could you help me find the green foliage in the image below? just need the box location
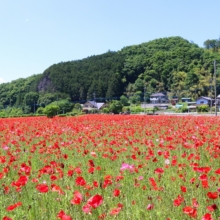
[109,100,123,114]
[101,108,110,114]
[197,104,209,112]
[88,109,99,114]
[58,114,67,117]
[38,93,56,106]
[120,95,129,106]
[24,92,39,113]
[22,106,32,114]
[122,106,130,112]
[43,105,60,118]
[74,103,82,110]
[49,99,73,114]
[130,105,144,113]
[179,106,188,113]
[204,39,220,52]
[130,93,141,104]
[210,106,218,112]
[36,107,45,114]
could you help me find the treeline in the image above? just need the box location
[1,36,220,114]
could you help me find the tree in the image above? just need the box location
[204,39,220,52]
[130,92,141,104]
[24,92,39,113]
[44,105,60,118]
[74,103,82,110]
[109,100,123,114]
[120,95,129,106]
[38,93,56,106]
[134,78,144,92]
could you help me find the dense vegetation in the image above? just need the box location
[1,36,220,114]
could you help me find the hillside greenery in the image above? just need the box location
[1,36,220,114]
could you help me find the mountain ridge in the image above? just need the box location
[1,36,220,112]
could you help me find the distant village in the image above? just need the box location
[82,92,220,113]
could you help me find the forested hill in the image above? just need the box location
[1,36,220,109]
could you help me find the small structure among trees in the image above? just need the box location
[150,93,169,104]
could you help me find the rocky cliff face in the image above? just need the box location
[37,76,53,92]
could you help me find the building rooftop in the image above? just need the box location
[150,93,166,97]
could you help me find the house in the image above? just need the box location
[150,93,169,104]
[181,98,192,103]
[83,101,105,112]
[170,97,179,105]
[196,97,214,107]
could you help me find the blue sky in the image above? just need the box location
[0,0,219,83]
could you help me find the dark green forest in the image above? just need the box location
[1,36,220,114]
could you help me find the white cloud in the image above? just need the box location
[0,78,6,84]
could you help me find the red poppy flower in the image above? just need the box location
[36,184,49,193]
[57,210,72,220]
[51,184,64,195]
[180,185,187,193]
[146,204,154,210]
[202,213,213,220]
[75,176,86,186]
[87,194,103,209]
[113,189,120,197]
[103,179,112,188]
[201,180,209,188]
[110,207,122,215]
[6,202,22,211]
[3,216,12,220]
[50,175,58,181]
[207,192,218,199]
[71,191,83,205]
[207,204,217,211]
[12,175,28,188]
[154,168,164,174]
[173,194,184,206]
[192,198,198,208]
[82,204,92,214]
[215,168,220,174]
[183,206,197,218]
[93,181,99,188]
[67,170,74,177]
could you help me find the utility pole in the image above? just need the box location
[144,85,146,115]
[214,60,217,116]
[34,101,35,115]
[210,78,213,115]
[93,92,96,102]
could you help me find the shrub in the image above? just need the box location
[101,108,110,114]
[131,106,144,113]
[58,114,67,117]
[197,104,209,112]
[36,107,45,114]
[180,106,188,113]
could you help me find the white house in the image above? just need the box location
[150,93,169,104]
[83,101,105,111]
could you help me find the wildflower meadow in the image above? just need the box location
[0,115,219,220]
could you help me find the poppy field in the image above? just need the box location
[0,115,220,220]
